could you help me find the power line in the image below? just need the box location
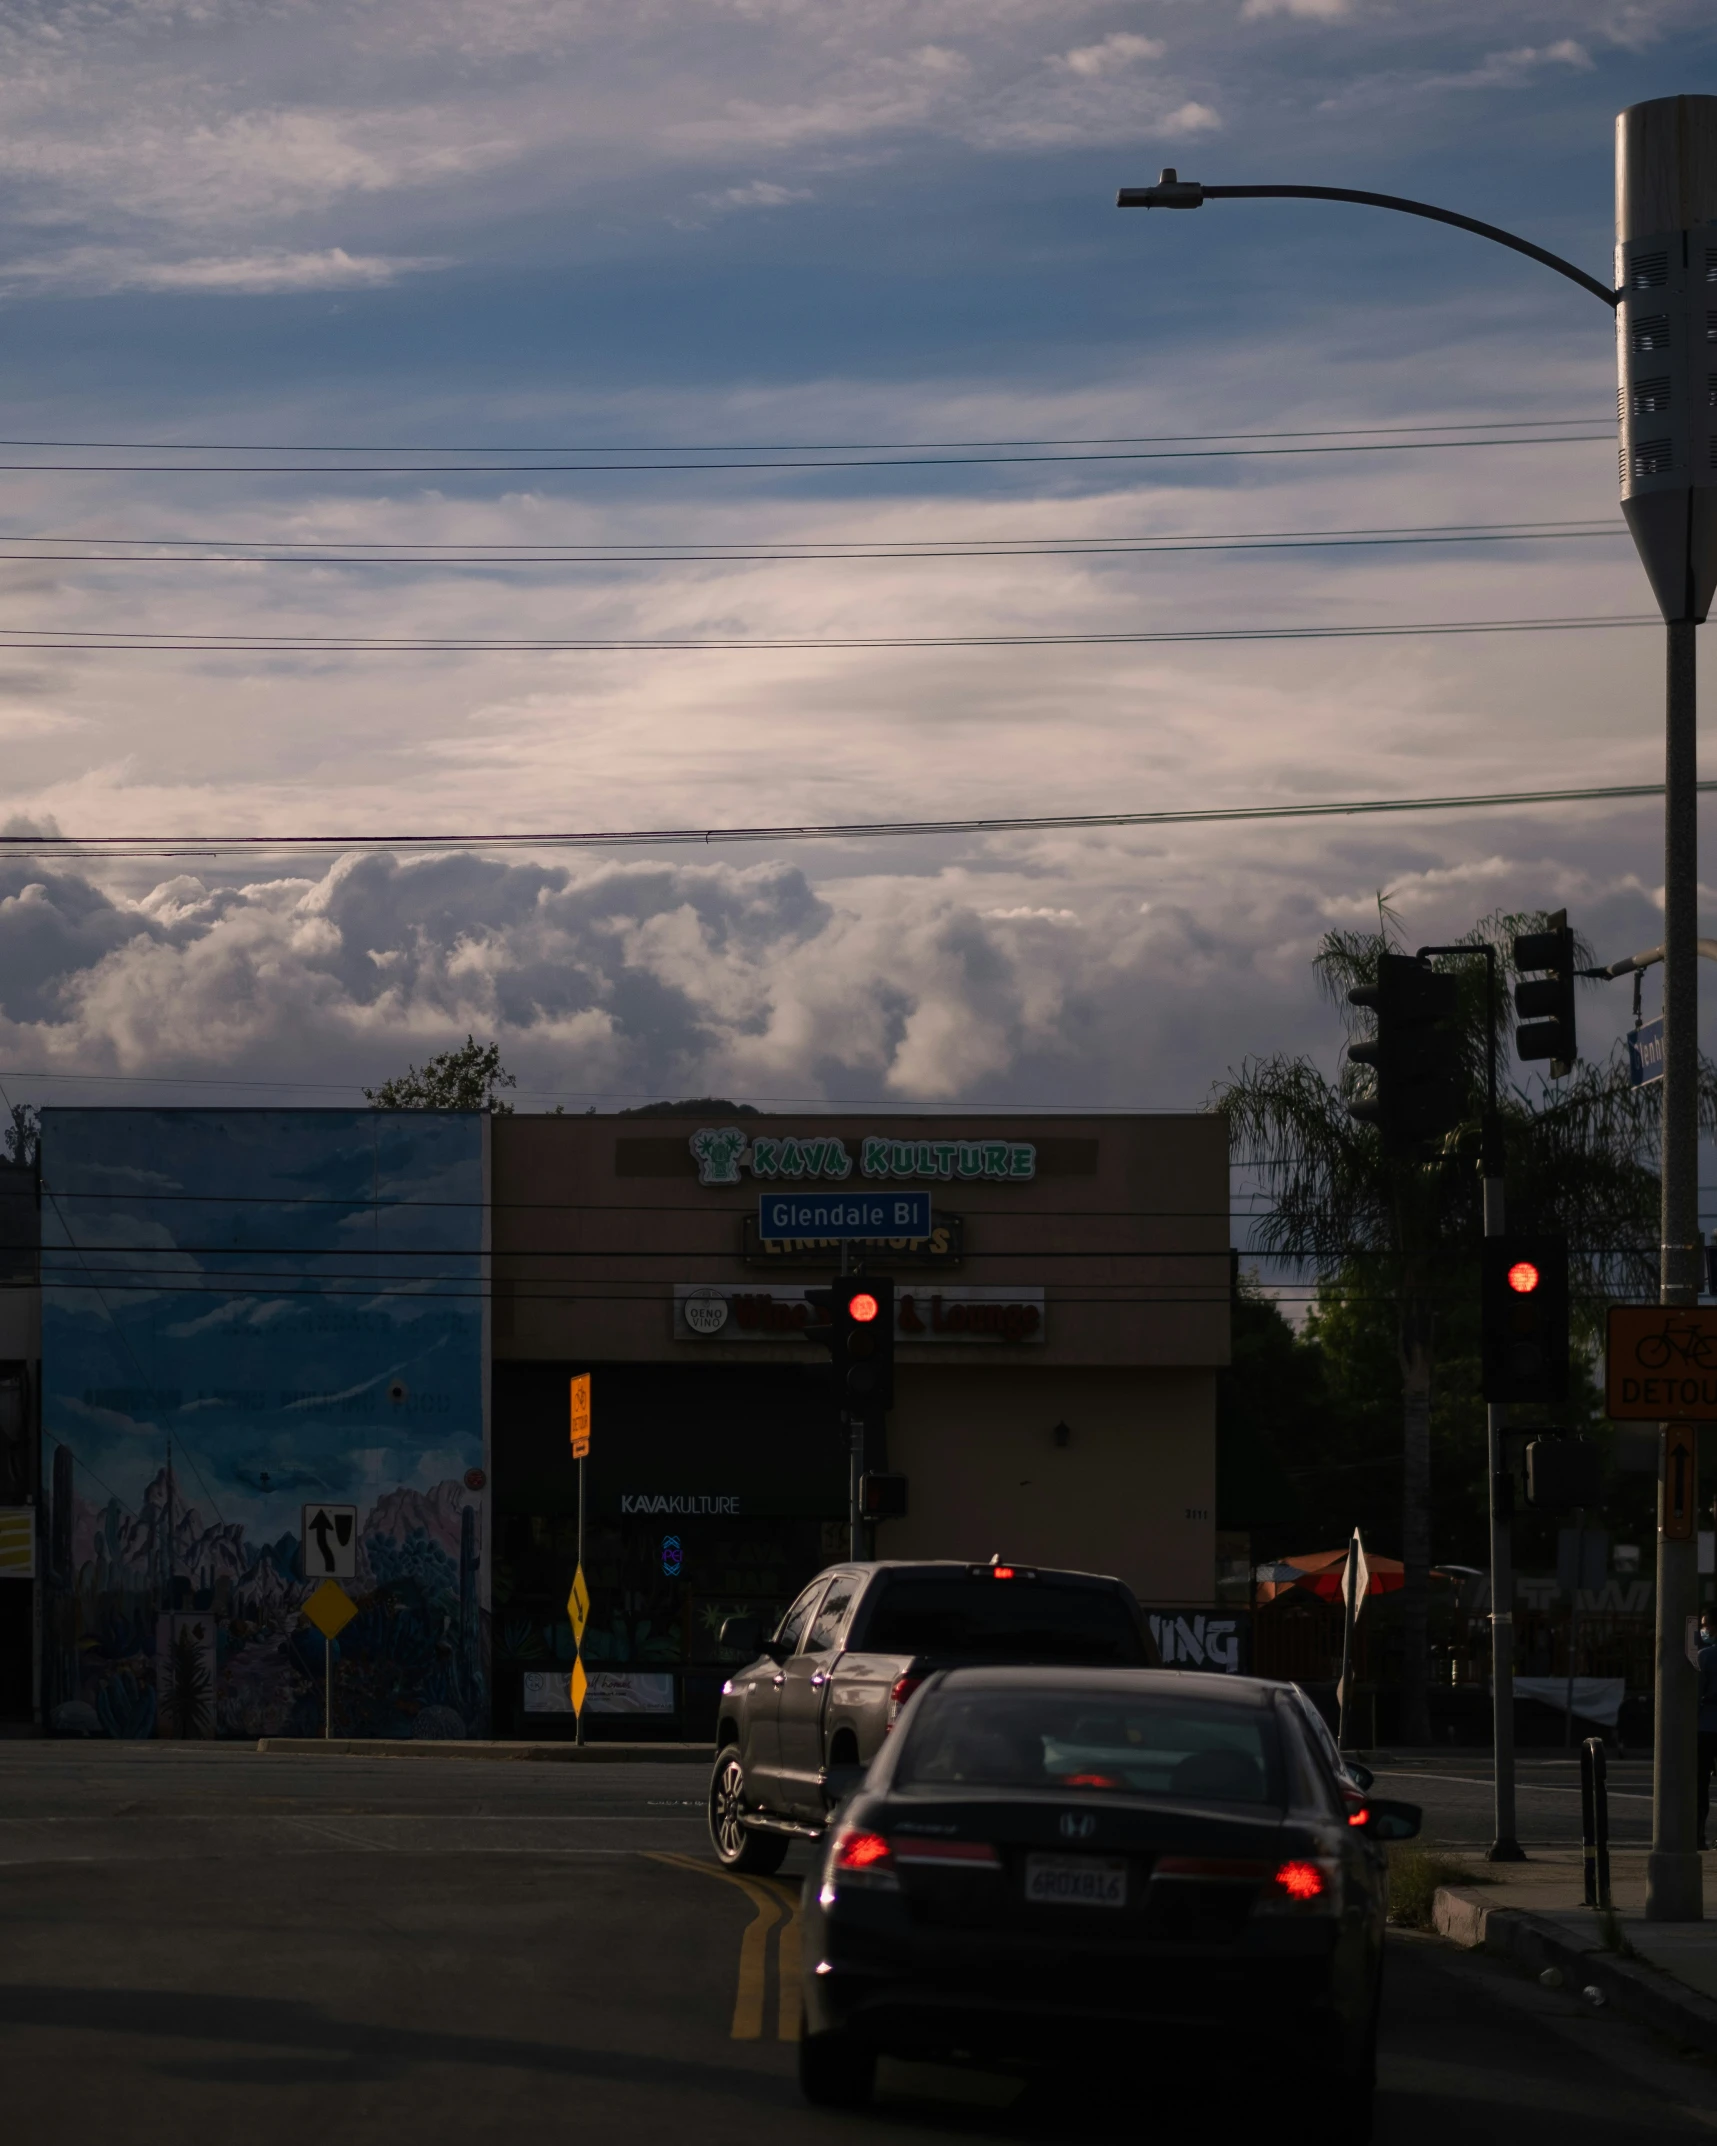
[5,515,1618,556]
[0,524,1629,568]
[0,768,1693,862]
[0,417,1608,453]
[0,612,1659,656]
[0,436,1611,476]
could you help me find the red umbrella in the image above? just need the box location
[1255,1551,1406,1605]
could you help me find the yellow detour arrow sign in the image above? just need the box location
[567,1565,590,1647]
[570,1655,588,1719]
[303,1578,358,1641]
[570,1372,591,1458]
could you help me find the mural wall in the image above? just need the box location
[40,1109,488,1740]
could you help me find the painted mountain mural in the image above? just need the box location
[40,1110,488,1740]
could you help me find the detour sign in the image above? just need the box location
[1606,1306,1717,1420]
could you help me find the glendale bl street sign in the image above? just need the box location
[758,1191,932,1241]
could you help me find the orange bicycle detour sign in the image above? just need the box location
[1606,1307,1717,1420]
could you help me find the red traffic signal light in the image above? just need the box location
[1507,1261,1541,1295]
[848,1292,880,1324]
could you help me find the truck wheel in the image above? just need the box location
[799,2028,875,2108]
[708,1745,789,1873]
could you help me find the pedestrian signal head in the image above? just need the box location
[1507,1261,1541,1295]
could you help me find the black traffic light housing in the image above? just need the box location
[1347,953,1466,1158]
[1481,1236,1569,1404]
[805,1277,895,1415]
[1513,910,1577,1077]
[860,1472,908,1520]
[1523,1436,1602,1511]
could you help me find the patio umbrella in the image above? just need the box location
[1254,1551,1407,1605]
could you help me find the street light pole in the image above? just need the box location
[1614,94,1717,1926]
[1121,103,1714,1906]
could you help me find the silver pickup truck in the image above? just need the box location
[707,1557,1157,1871]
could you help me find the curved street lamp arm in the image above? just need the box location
[1117,178,1619,310]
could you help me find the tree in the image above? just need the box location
[2,1103,38,1168]
[1216,904,1691,1743]
[364,1037,517,1113]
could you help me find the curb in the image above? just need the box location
[1432,1885,1717,2054]
[255,1738,714,1762]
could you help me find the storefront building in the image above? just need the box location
[490,1111,1229,1740]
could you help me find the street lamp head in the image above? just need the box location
[1117,168,1205,210]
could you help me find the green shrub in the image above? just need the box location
[1388,1847,1493,1928]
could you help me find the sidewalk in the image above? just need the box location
[1432,1848,1717,2047]
[254,1737,713,1762]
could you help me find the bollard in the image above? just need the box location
[1581,1736,1612,1910]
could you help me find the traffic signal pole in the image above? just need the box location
[1121,86,1714,1920]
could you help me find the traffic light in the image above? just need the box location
[860,1472,908,1521]
[1481,1237,1569,1404]
[1347,954,1466,1158]
[1513,911,1577,1077]
[805,1278,895,1416]
[1524,1437,1602,1511]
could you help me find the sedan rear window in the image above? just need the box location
[858,1578,1143,1664]
[900,1690,1280,1806]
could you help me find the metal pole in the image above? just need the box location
[1485,1167,1522,1858]
[1648,616,1702,1920]
[575,1452,585,1748]
[1565,1512,1583,1752]
[1581,1737,1599,1907]
[324,1631,331,1742]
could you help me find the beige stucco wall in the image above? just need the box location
[877,1365,1215,1607]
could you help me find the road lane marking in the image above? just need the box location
[650,1852,808,2042]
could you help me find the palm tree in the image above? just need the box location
[1217,904,1691,1744]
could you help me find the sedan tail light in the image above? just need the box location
[885,1674,923,1732]
[1252,1856,1340,1917]
[821,1825,900,1902]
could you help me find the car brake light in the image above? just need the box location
[1347,1806,1370,1829]
[1274,1860,1325,1901]
[822,1825,901,1902]
[885,1673,923,1733]
[1059,1772,1120,1789]
[992,1565,1016,1579]
[836,1831,892,1871]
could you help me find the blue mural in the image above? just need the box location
[40,1109,488,1740]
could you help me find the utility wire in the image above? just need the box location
[0,436,1611,475]
[0,612,1659,655]
[0,769,1692,862]
[0,417,1607,453]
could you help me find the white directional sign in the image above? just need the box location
[301,1503,358,1580]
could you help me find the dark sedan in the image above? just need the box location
[797,1666,1419,2140]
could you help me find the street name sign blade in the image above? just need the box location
[300,1503,357,1580]
[758,1191,932,1242]
[570,1372,591,1460]
[1605,1306,1717,1420]
[1664,1423,1698,1540]
[570,1655,588,1719]
[303,1578,358,1640]
[1628,1017,1665,1088]
[567,1564,590,1646]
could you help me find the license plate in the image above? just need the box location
[1024,1854,1128,1908]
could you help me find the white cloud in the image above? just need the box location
[699,180,812,211]
[1160,101,1222,137]
[1241,0,1356,18]
[1054,32,1166,77]
[0,246,445,295]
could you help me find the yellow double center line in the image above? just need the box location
[649,1852,803,2041]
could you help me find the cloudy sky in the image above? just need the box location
[0,1,1711,1158]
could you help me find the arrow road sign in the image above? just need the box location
[567,1565,590,1647]
[301,1503,357,1579]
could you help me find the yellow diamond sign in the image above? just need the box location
[567,1564,590,1646]
[302,1579,358,1641]
[570,1655,588,1718]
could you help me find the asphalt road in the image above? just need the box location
[0,1744,1709,2145]
[1367,1753,1655,1846]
